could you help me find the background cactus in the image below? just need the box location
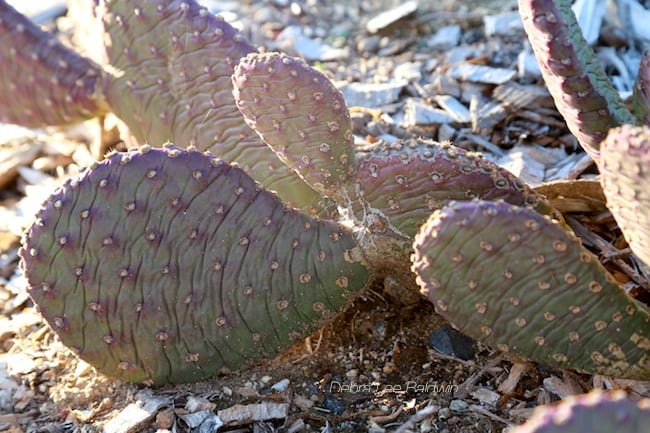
[510,390,650,433]
[20,145,369,385]
[412,200,650,380]
[0,0,108,126]
[0,0,325,215]
[517,0,637,159]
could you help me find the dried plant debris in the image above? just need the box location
[1,0,649,432]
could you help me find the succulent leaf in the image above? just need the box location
[355,139,554,238]
[600,125,650,267]
[68,0,325,214]
[412,200,650,380]
[0,0,107,126]
[20,146,369,385]
[510,390,650,433]
[518,0,636,158]
[233,52,356,203]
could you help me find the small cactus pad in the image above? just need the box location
[600,125,650,267]
[20,146,369,385]
[633,51,650,125]
[73,0,324,214]
[510,391,650,433]
[518,0,635,157]
[233,52,356,202]
[412,200,650,379]
[0,0,107,126]
[355,139,553,238]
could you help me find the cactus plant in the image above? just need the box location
[510,390,650,433]
[8,0,650,385]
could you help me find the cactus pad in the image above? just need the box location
[510,391,650,433]
[20,146,369,385]
[355,139,553,238]
[518,0,635,157]
[412,200,650,379]
[71,0,324,214]
[0,0,107,126]
[633,51,650,125]
[233,52,356,202]
[600,125,650,267]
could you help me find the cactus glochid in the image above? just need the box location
[7,0,650,385]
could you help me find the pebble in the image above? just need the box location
[449,64,516,85]
[428,324,475,361]
[366,0,418,34]
[427,25,461,50]
[449,399,469,412]
[403,98,455,126]
[393,61,423,82]
[323,395,347,415]
[271,378,290,392]
[438,407,451,420]
[340,81,407,108]
[483,11,523,37]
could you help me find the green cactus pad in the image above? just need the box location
[72,0,324,214]
[20,145,369,385]
[233,52,356,202]
[0,0,107,126]
[600,125,650,267]
[518,0,635,157]
[412,200,650,380]
[510,391,650,433]
[633,51,650,125]
[355,139,553,238]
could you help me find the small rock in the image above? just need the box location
[449,399,469,412]
[323,395,347,415]
[449,64,516,85]
[154,407,175,430]
[366,1,418,34]
[403,98,455,126]
[434,95,471,123]
[427,25,461,50]
[340,81,407,108]
[275,26,348,61]
[429,324,475,361]
[483,11,523,36]
[438,407,451,420]
[271,378,290,392]
[185,396,216,413]
[357,35,381,53]
[393,61,423,82]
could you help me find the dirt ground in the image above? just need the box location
[1,0,649,432]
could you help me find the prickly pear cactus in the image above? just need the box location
[518,0,636,157]
[600,125,650,267]
[354,139,554,237]
[510,391,650,433]
[0,0,107,126]
[20,145,369,385]
[412,200,650,380]
[233,52,356,203]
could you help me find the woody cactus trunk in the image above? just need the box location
[2,0,649,384]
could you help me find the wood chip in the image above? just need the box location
[366,1,418,34]
[542,375,584,398]
[218,402,289,427]
[102,390,169,433]
[449,64,516,85]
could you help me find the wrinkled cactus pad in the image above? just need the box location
[510,390,650,433]
[20,145,369,385]
[355,139,553,238]
[70,0,324,214]
[412,200,650,379]
[600,125,650,267]
[0,0,107,126]
[233,52,356,202]
[518,0,635,157]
